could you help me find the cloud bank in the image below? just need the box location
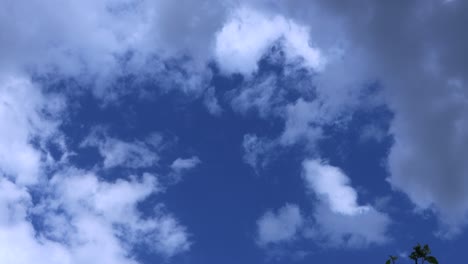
[3,0,468,262]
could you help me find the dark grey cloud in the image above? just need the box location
[235,0,468,237]
[286,0,468,236]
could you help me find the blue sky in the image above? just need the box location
[1,1,468,263]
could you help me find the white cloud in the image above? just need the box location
[0,0,135,80]
[306,204,391,248]
[170,156,201,173]
[256,204,303,246]
[0,168,191,264]
[215,6,325,76]
[151,213,191,257]
[248,0,468,237]
[254,150,391,252]
[0,0,224,98]
[82,131,160,169]
[302,160,370,215]
[169,156,201,182]
[41,169,190,258]
[6,0,468,258]
[0,173,177,264]
[302,159,391,247]
[0,75,64,185]
[0,75,191,263]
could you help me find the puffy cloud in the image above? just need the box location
[150,213,191,257]
[0,178,31,225]
[0,75,191,263]
[215,6,325,75]
[4,0,468,258]
[256,204,304,246]
[302,160,370,215]
[0,0,224,98]
[302,159,391,247]
[254,156,391,251]
[306,204,391,248]
[42,169,190,258]
[0,0,136,79]
[0,169,190,264]
[170,156,201,182]
[0,75,64,185]
[170,156,201,172]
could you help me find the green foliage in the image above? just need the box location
[386,255,398,264]
[386,244,439,264]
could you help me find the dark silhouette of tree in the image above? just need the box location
[386,244,439,264]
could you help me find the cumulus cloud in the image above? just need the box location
[255,162,391,251]
[0,0,222,99]
[215,6,325,75]
[0,75,191,263]
[302,159,391,248]
[256,204,304,246]
[44,169,190,258]
[0,169,190,264]
[306,203,391,248]
[302,160,371,215]
[0,0,136,80]
[0,75,64,185]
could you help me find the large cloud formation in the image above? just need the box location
[305,0,468,237]
[239,0,468,237]
[0,75,191,263]
[2,1,468,262]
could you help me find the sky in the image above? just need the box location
[1,0,468,263]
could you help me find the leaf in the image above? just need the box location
[385,259,391,264]
[414,244,424,257]
[426,256,439,264]
[423,244,431,255]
